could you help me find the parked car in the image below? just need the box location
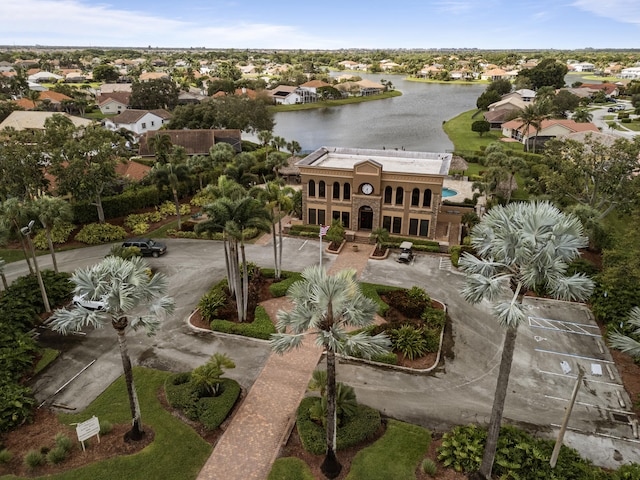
[397,241,414,264]
[122,238,167,257]
[73,294,106,311]
[608,105,625,112]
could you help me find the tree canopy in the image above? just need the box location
[516,58,568,90]
[130,78,180,110]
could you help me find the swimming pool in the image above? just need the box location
[442,187,458,198]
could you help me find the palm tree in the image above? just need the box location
[186,154,212,191]
[572,107,593,123]
[286,140,301,157]
[191,353,235,396]
[148,133,173,164]
[610,307,640,356]
[33,195,73,273]
[485,145,526,203]
[196,196,271,322]
[270,136,286,152]
[519,104,547,153]
[148,146,191,229]
[371,227,389,254]
[27,90,41,109]
[254,181,294,280]
[458,201,594,480]
[270,266,390,479]
[49,256,175,441]
[0,198,34,274]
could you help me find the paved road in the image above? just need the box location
[11,238,640,469]
[587,101,639,140]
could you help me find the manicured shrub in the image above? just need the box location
[99,420,113,435]
[46,445,68,465]
[210,306,276,340]
[421,307,446,330]
[33,222,76,250]
[0,382,35,432]
[0,449,13,464]
[196,379,241,430]
[23,449,45,470]
[369,352,398,365]
[296,397,381,455]
[385,288,430,318]
[198,288,227,321]
[75,223,127,245]
[268,272,303,297]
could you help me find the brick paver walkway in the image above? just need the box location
[196,241,374,480]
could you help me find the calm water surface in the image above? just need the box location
[266,73,486,153]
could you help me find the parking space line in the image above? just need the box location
[298,240,308,250]
[534,348,613,364]
[539,370,623,387]
[528,316,601,337]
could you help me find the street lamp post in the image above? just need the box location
[21,220,51,313]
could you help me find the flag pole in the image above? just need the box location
[319,228,323,269]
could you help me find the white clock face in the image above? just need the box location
[361,183,373,195]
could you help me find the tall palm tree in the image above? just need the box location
[458,201,594,480]
[0,198,34,274]
[196,196,271,322]
[286,140,301,157]
[270,136,286,152]
[572,107,593,123]
[254,181,294,280]
[149,146,191,229]
[148,133,174,164]
[27,90,41,109]
[49,256,175,441]
[271,266,390,479]
[519,104,543,153]
[485,145,526,203]
[33,195,73,273]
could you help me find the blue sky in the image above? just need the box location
[2,0,639,50]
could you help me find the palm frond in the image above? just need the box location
[270,332,306,354]
[609,332,640,357]
[492,300,527,328]
[461,273,509,304]
[49,307,109,334]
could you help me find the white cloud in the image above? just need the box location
[434,1,474,15]
[571,0,640,25]
[0,0,331,48]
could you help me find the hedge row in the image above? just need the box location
[0,271,73,432]
[289,224,321,234]
[210,305,276,340]
[165,374,240,430]
[267,272,304,298]
[71,186,165,224]
[296,396,381,455]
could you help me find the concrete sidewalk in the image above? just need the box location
[197,243,374,480]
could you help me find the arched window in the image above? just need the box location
[384,186,392,204]
[343,183,351,200]
[411,188,420,206]
[423,189,432,207]
[319,181,326,198]
[395,187,404,205]
[308,180,315,197]
[333,182,340,199]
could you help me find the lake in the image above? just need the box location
[263,73,486,153]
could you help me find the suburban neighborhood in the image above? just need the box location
[1,45,640,480]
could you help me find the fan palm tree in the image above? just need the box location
[49,256,175,441]
[196,196,271,322]
[609,307,640,356]
[458,201,594,480]
[254,181,294,280]
[270,266,390,479]
[33,195,73,273]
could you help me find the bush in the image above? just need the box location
[198,288,227,320]
[0,449,13,464]
[54,432,73,453]
[24,449,45,470]
[210,306,276,340]
[268,272,303,297]
[107,244,142,260]
[196,379,241,430]
[75,223,127,245]
[369,352,398,365]
[72,186,162,223]
[296,396,381,455]
[421,307,446,330]
[0,382,35,433]
[422,458,437,475]
[99,420,113,435]
[391,325,428,360]
[46,445,68,465]
[32,222,76,250]
[359,283,400,317]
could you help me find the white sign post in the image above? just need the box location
[76,416,100,451]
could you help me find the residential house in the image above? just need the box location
[97,92,131,115]
[569,62,596,72]
[480,68,510,81]
[619,67,640,80]
[483,96,527,129]
[503,89,536,102]
[0,111,93,131]
[177,90,207,105]
[114,159,152,181]
[338,60,368,70]
[335,79,384,97]
[380,60,401,71]
[268,85,303,105]
[139,72,170,82]
[297,80,331,103]
[137,129,242,157]
[65,71,89,83]
[28,71,63,83]
[579,83,620,97]
[296,146,472,245]
[99,83,133,94]
[103,109,172,135]
[502,118,599,151]
[13,91,73,111]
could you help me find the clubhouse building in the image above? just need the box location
[296,147,472,245]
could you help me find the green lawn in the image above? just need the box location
[271,91,401,112]
[268,458,314,480]
[405,77,489,86]
[345,420,431,479]
[443,110,523,154]
[4,368,212,480]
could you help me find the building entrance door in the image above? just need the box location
[358,206,373,230]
